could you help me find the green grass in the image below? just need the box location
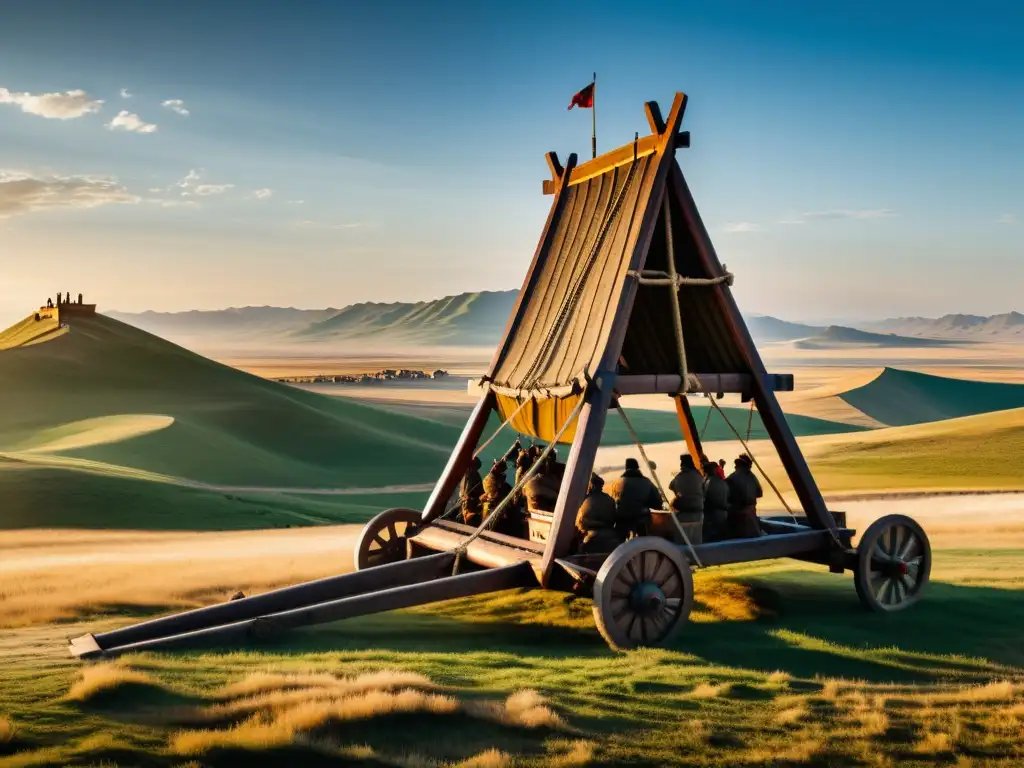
[840,367,1024,426]
[1,552,1021,767]
[0,467,428,530]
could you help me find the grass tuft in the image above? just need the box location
[65,662,157,703]
[0,715,16,745]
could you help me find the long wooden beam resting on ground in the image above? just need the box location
[69,552,457,658]
[613,373,793,396]
[81,563,537,659]
[542,132,690,195]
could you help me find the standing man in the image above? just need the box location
[574,473,621,553]
[459,456,484,526]
[726,454,763,538]
[701,457,730,541]
[606,458,663,540]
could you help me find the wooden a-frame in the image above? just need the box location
[421,93,836,588]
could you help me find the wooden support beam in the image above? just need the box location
[674,395,704,473]
[545,151,563,181]
[670,164,837,534]
[539,374,616,586]
[421,394,494,523]
[684,529,851,567]
[645,101,666,134]
[539,121,693,196]
[432,519,546,554]
[613,373,793,396]
[409,525,543,571]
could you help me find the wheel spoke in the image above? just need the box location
[897,532,917,561]
[624,560,641,587]
[873,575,888,602]
[651,557,673,588]
[387,522,398,541]
[371,534,387,549]
[872,541,889,567]
[893,579,906,604]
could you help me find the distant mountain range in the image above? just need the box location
[864,312,1024,339]
[107,294,1023,350]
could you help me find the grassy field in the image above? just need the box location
[0,527,1021,767]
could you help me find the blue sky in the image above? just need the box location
[1,0,1021,326]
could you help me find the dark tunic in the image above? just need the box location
[459,468,483,526]
[726,466,763,538]
[669,467,705,516]
[575,489,621,553]
[701,463,730,541]
[606,469,663,538]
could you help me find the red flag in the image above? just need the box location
[568,82,594,110]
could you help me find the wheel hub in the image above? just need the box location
[630,582,666,614]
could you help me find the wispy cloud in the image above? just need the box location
[120,87,133,99]
[107,110,158,133]
[0,169,138,218]
[194,184,234,196]
[779,209,897,224]
[0,86,103,119]
[722,221,759,233]
[251,188,273,200]
[295,219,362,230]
[286,199,305,205]
[162,99,189,116]
[996,213,1017,225]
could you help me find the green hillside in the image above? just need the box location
[839,367,1024,426]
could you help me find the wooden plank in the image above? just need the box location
[76,552,456,654]
[645,101,666,134]
[492,153,579,373]
[541,133,691,194]
[539,376,616,586]
[545,151,563,181]
[669,163,836,534]
[410,525,543,570]
[674,395,704,472]
[686,530,839,567]
[613,373,793,396]
[421,394,494,523]
[432,519,546,554]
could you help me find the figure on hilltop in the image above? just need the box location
[78,293,83,304]
[46,298,53,308]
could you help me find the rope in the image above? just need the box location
[705,396,803,527]
[698,399,715,440]
[520,158,641,390]
[745,400,755,442]
[614,403,703,568]
[450,394,586,574]
[661,194,690,395]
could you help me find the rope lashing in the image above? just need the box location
[614,402,703,568]
[627,272,734,287]
[450,394,586,574]
[745,400,755,442]
[698,399,715,440]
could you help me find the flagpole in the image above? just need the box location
[591,72,597,159]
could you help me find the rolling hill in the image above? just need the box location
[0,310,866,529]
[866,311,1024,339]
[792,325,960,350]
[837,367,1024,426]
[294,290,516,345]
[109,297,861,351]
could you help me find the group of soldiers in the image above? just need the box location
[574,452,764,553]
[457,439,765,554]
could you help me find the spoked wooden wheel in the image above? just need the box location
[592,536,693,651]
[354,508,422,570]
[855,514,931,612]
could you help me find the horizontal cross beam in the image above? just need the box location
[542,132,690,195]
[613,373,794,397]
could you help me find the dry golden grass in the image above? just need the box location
[65,662,156,702]
[927,680,1019,703]
[168,667,564,759]
[0,526,360,628]
[688,682,728,699]
[450,749,514,768]
[545,739,595,767]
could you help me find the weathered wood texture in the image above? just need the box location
[613,373,793,395]
[421,393,495,523]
